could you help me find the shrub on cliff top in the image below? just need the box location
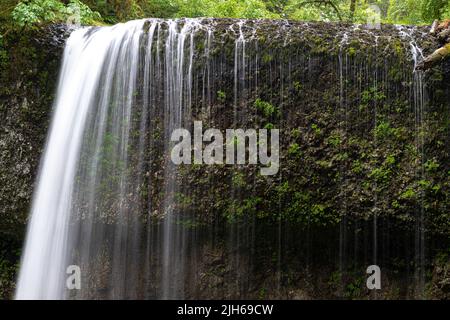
[11,0,101,28]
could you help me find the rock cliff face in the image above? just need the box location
[0,20,448,299]
[0,25,68,297]
[0,26,68,233]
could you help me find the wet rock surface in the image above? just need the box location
[0,25,68,235]
[0,20,449,299]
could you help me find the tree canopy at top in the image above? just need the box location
[0,0,449,30]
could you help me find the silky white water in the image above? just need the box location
[15,20,147,300]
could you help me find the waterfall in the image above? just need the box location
[395,25,428,298]
[15,18,441,299]
[160,19,199,299]
[15,19,147,299]
[15,18,206,300]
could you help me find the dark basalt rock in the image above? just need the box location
[0,19,448,299]
[0,25,68,236]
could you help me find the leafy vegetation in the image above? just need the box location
[254,98,277,118]
[4,0,101,28]
[217,90,226,103]
[1,0,450,32]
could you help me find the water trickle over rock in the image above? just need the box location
[8,19,449,299]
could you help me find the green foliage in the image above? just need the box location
[368,153,397,186]
[82,0,145,23]
[288,142,301,156]
[272,180,340,226]
[400,187,416,199]
[387,0,425,24]
[374,120,400,140]
[0,1,20,24]
[422,0,450,21]
[144,0,180,18]
[175,0,277,19]
[291,128,301,139]
[347,46,356,57]
[217,90,226,103]
[12,0,65,27]
[293,81,302,92]
[369,166,390,184]
[387,0,450,24]
[424,159,440,172]
[344,276,364,299]
[67,0,102,24]
[328,270,342,288]
[225,196,262,221]
[360,87,386,112]
[175,192,193,208]
[231,171,246,188]
[3,0,449,28]
[254,98,277,118]
[262,53,273,63]
[327,131,342,147]
[311,123,321,135]
[11,0,101,27]
[351,159,363,174]
[284,0,343,22]
[176,217,202,229]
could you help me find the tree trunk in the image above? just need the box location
[350,0,357,21]
[416,44,450,70]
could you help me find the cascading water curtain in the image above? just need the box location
[16,18,441,300]
[16,19,205,300]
